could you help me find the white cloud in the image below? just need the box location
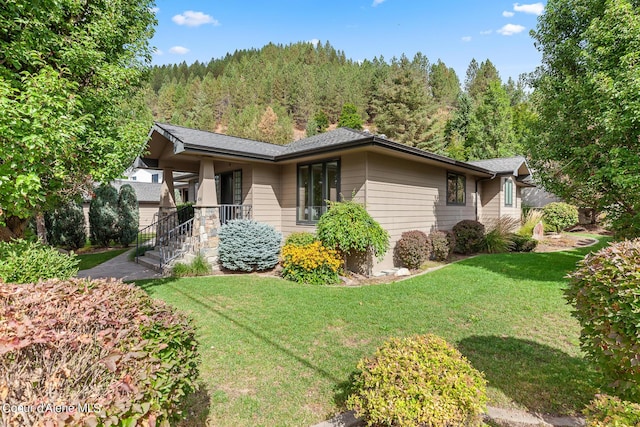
[154,48,163,56]
[502,11,515,17]
[480,29,493,35]
[461,36,472,42]
[309,38,320,47]
[513,3,545,15]
[169,46,190,54]
[372,0,385,7]
[172,11,220,27]
[497,23,526,35]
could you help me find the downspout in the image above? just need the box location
[475,173,496,222]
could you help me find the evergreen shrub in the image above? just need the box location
[281,241,342,285]
[347,334,487,427]
[543,202,579,233]
[46,199,86,250]
[584,394,640,427]
[89,184,119,247]
[218,219,282,271]
[429,230,455,261]
[566,239,640,400]
[394,230,430,269]
[117,184,139,247]
[0,240,78,283]
[452,220,486,254]
[0,278,199,426]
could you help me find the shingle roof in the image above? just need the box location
[467,156,528,174]
[151,123,494,175]
[155,122,287,159]
[112,180,161,203]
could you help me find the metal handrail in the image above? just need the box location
[135,205,193,264]
[159,217,195,267]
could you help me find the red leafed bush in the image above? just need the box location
[0,278,199,427]
[394,230,430,269]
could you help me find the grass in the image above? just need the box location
[76,248,129,270]
[138,236,610,427]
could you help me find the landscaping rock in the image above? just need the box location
[394,268,410,277]
[533,221,545,240]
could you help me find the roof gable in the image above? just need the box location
[467,156,531,176]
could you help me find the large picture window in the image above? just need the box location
[446,172,466,205]
[297,160,339,223]
[504,178,514,207]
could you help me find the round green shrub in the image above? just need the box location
[46,199,87,250]
[0,278,199,426]
[284,231,318,247]
[117,184,139,247]
[565,239,640,401]
[0,239,79,283]
[218,219,282,272]
[452,220,486,254]
[429,230,455,261]
[347,334,487,427]
[89,184,119,247]
[584,394,640,427]
[317,200,389,262]
[394,230,430,269]
[543,202,579,233]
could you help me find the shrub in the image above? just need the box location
[172,254,212,277]
[0,278,199,426]
[284,231,318,247]
[281,241,342,285]
[429,230,455,261]
[317,200,389,265]
[0,239,78,283]
[510,234,538,252]
[89,184,119,247]
[117,184,139,247]
[46,199,87,250]
[347,334,487,427]
[584,395,640,427]
[483,216,520,254]
[394,230,430,269]
[565,239,640,401]
[218,219,282,271]
[452,220,486,254]
[543,202,579,233]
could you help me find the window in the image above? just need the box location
[151,173,159,183]
[446,172,466,205]
[297,160,339,223]
[504,178,514,207]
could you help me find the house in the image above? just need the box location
[137,122,534,272]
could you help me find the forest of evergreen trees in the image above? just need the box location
[145,41,534,161]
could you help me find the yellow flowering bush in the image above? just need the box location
[281,241,342,285]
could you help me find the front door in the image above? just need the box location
[219,172,234,205]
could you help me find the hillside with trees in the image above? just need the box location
[145,41,531,161]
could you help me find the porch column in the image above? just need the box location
[193,158,221,269]
[159,168,176,209]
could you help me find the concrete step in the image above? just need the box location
[144,249,162,261]
[136,255,163,272]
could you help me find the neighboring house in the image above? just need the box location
[138,122,534,271]
[82,179,162,233]
[123,167,163,183]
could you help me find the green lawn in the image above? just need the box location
[77,248,129,270]
[138,237,609,427]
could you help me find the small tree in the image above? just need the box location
[45,199,86,250]
[89,184,119,247]
[316,200,389,273]
[117,184,139,247]
[338,103,363,130]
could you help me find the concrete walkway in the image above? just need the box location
[76,248,163,282]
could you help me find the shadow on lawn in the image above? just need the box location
[458,336,600,415]
[176,383,211,427]
[457,249,592,283]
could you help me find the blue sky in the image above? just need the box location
[150,1,545,82]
